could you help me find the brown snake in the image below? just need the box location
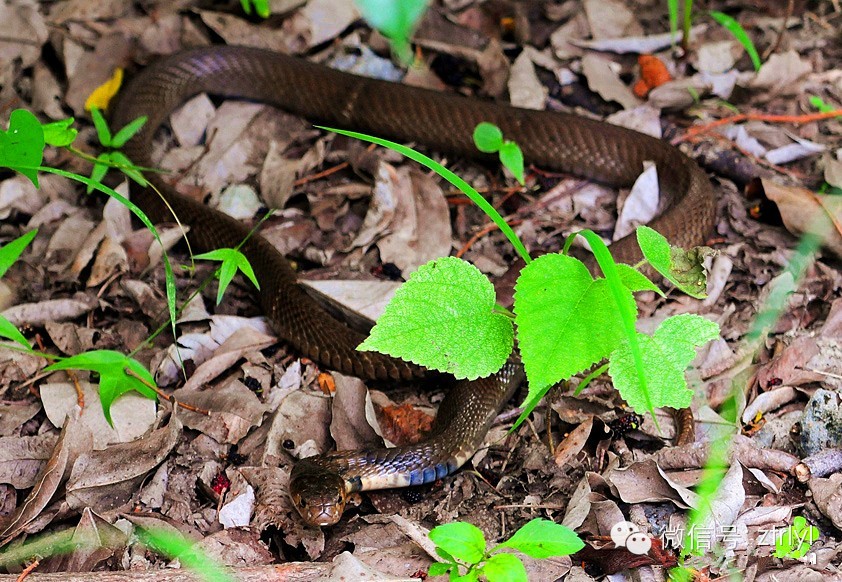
[111,46,714,526]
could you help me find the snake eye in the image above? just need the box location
[298,498,307,509]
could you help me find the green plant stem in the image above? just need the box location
[66,146,165,175]
[132,209,276,356]
[682,0,693,52]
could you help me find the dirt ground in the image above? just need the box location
[1,0,842,580]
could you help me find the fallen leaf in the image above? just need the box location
[762,179,842,258]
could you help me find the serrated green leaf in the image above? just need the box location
[514,253,634,392]
[41,118,78,147]
[609,314,719,412]
[108,151,148,187]
[615,263,662,295]
[637,226,711,298]
[359,257,513,379]
[498,141,524,185]
[0,229,38,278]
[428,562,452,577]
[111,115,147,148]
[0,109,44,187]
[0,315,29,349]
[90,106,112,146]
[44,350,157,426]
[497,518,584,558]
[473,122,503,153]
[429,522,486,564]
[481,552,526,582]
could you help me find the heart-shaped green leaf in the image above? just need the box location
[0,109,44,187]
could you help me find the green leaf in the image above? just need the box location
[90,106,112,147]
[0,229,38,278]
[473,122,503,153]
[0,109,45,187]
[41,118,78,147]
[497,519,585,558]
[111,115,147,149]
[499,141,525,185]
[240,0,270,18]
[429,522,486,565]
[109,151,148,187]
[88,154,110,194]
[0,315,29,349]
[355,0,429,62]
[615,263,662,295]
[709,11,761,71]
[44,350,158,426]
[428,562,452,577]
[514,253,634,392]
[609,314,719,412]
[359,257,513,380]
[194,248,261,305]
[481,552,526,582]
[637,226,711,299]
[480,552,529,582]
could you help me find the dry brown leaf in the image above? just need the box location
[762,179,842,258]
[65,412,182,511]
[39,507,127,573]
[508,51,546,110]
[178,325,276,392]
[375,167,452,274]
[582,0,642,39]
[40,382,157,450]
[329,373,381,451]
[581,53,641,110]
[170,94,216,148]
[0,176,45,220]
[606,458,696,509]
[193,527,274,566]
[1,293,99,327]
[0,401,42,437]
[173,378,269,444]
[809,472,842,530]
[749,49,812,96]
[0,433,57,489]
[197,10,292,52]
[0,416,92,545]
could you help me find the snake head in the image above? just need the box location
[289,459,348,527]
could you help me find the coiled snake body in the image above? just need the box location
[112,46,714,526]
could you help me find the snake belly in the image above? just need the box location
[111,46,714,526]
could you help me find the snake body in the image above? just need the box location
[111,46,715,526]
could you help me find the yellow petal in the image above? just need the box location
[84,67,124,112]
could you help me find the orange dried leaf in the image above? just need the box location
[317,372,335,395]
[378,404,434,446]
[635,55,672,97]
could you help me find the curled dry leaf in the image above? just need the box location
[173,378,269,445]
[761,179,842,259]
[1,293,99,327]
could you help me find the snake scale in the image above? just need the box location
[111,46,715,526]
